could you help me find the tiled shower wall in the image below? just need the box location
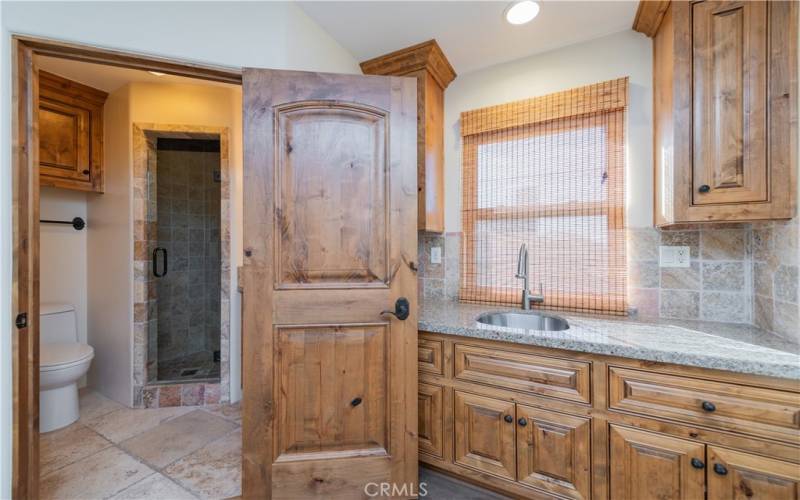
[155,147,222,365]
[418,220,800,343]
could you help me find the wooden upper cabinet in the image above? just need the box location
[609,425,706,500]
[38,71,107,192]
[646,0,797,226]
[707,446,800,499]
[361,40,456,232]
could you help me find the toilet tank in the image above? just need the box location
[40,303,78,344]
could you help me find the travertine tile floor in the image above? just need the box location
[42,390,506,499]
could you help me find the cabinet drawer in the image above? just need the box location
[454,344,591,404]
[418,339,443,375]
[609,366,800,442]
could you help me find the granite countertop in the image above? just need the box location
[419,299,800,380]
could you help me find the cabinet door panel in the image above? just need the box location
[516,405,591,499]
[692,1,768,205]
[609,425,705,500]
[707,446,800,500]
[418,383,444,458]
[454,391,516,480]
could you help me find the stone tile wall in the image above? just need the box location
[419,220,800,344]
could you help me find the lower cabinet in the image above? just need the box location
[707,446,800,500]
[418,332,800,499]
[610,425,800,500]
[418,383,444,458]
[454,391,516,480]
[517,405,591,499]
[609,425,705,499]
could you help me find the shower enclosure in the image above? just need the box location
[152,137,221,381]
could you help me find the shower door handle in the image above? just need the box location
[153,247,168,277]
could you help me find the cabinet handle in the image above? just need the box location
[504,415,513,423]
[691,458,705,469]
[698,184,711,193]
[82,169,90,175]
[713,463,728,476]
[701,401,716,412]
[517,417,528,427]
[350,397,362,407]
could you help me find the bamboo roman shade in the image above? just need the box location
[460,77,628,315]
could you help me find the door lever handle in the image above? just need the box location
[381,297,410,321]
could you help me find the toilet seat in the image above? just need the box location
[41,342,94,372]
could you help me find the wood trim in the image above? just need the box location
[632,1,671,37]
[13,34,242,85]
[359,39,456,90]
[12,38,40,500]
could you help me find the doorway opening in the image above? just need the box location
[132,126,232,404]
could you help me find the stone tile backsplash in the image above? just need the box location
[418,219,800,344]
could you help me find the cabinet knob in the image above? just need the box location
[504,415,513,423]
[701,401,716,412]
[82,169,90,175]
[698,184,711,193]
[690,458,705,469]
[517,417,528,427]
[350,397,362,407]
[713,463,728,476]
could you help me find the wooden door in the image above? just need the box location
[418,383,444,458]
[692,1,768,205]
[454,391,516,480]
[516,405,591,499]
[241,69,418,499]
[707,446,800,499]
[609,425,705,499]
[12,40,41,500]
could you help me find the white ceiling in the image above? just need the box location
[37,56,236,94]
[298,1,639,75]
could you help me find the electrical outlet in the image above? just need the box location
[431,246,442,264]
[659,246,690,268]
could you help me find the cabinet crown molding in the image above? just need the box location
[39,70,109,106]
[632,0,671,37]
[360,39,456,89]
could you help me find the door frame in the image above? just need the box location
[10,34,242,498]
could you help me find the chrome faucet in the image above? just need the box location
[515,243,544,310]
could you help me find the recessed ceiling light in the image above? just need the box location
[148,71,166,77]
[504,0,540,25]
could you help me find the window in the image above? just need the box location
[460,78,627,315]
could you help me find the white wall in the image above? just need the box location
[40,187,89,354]
[443,29,653,231]
[87,84,134,405]
[0,2,360,495]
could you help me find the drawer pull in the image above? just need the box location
[701,401,716,412]
[690,458,705,469]
[351,397,362,407]
[504,414,513,423]
[698,184,711,193]
[713,463,728,475]
[518,417,528,427]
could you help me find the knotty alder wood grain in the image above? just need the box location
[12,38,41,500]
[419,331,800,499]
[242,68,417,498]
[360,40,456,232]
[38,71,107,192]
[653,0,797,225]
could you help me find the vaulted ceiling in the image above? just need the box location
[298,1,639,75]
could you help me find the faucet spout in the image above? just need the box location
[514,243,544,310]
[515,243,528,280]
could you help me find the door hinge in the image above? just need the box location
[15,312,28,329]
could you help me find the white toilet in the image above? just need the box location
[40,303,94,433]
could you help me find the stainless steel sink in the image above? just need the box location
[476,312,570,331]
